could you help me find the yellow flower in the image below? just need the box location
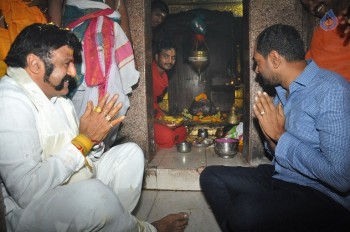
[195,93,207,102]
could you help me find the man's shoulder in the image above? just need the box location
[0,76,21,93]
[313,66,350,92]
[0,76,30,101]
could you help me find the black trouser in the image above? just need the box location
[199,164,350,232]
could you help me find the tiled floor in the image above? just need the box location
[132,142,260,231]
[133,190,222,232]
[143,144,250,191]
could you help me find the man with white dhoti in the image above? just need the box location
[0,23,188,232]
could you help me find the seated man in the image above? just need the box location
[0,23,188,232]
[200,24,350,231]
[152,40,187,148]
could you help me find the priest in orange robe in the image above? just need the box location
[152,40,187,148]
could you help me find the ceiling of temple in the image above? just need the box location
[163,0,243,16]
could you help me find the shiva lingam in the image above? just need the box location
[188,50,209,82]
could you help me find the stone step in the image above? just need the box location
[143,146,250,191]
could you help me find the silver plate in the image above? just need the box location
[192,142,208,147]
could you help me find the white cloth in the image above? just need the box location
[65,0,140,149]
[66,0,121,18]
[0,68,156,232]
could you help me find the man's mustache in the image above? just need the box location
[48,75,75,91]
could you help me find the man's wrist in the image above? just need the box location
[71,134,94,171]
[71,134,93,156]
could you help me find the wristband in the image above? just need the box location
[71,134,93,156]
[71,134,93,171]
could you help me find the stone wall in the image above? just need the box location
[118,0,156,160]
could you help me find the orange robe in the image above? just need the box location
[152,61,187,148]
[306,26,350,82]
[0,0,47,77]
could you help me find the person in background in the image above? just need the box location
[48,0,132,41]
[0,23,189,232]
[0,0,48,77]
[151,0,169,30]
[48,0,139,150]
[153,40,187,148]
[300,0,350,81]
[200,24,350,231]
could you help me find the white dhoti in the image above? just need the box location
[6,143,156,232]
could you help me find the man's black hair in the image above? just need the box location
[5,23,82,81]
[154,39,176,55]
[151,0,169,16]
[256,24,305,62]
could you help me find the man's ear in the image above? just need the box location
[155,54,159,62]
[26,54,43,74]
[269,50,281,69]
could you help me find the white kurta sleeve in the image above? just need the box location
[0,80,85,208]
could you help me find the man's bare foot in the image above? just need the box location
[151,212,189,232]
[197,166,206,174]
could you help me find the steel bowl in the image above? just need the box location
[214,138,238,158]
[177,141,192,153]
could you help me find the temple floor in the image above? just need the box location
[132,142,271,231]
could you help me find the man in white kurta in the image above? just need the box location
[0,23,158,232]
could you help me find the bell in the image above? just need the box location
[188,50,209,77]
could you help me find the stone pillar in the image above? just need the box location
[119,0,155,161]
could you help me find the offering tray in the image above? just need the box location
[191,138,213,147]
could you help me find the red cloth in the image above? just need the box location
[152,60,168,119]
[306,27,350,82]
[152,60,186,148]
[154,123,187,148]
[66,9,115,100]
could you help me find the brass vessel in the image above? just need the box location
[188,50,209,76]
[227,106,239,125]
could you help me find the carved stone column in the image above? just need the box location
[119,0,155,160]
